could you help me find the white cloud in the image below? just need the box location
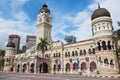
[0,17,35,49]
[52,0,120,43]
[0,0,34,50]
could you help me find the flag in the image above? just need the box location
[86,62,90,68]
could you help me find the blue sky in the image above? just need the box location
[0,0,120,49]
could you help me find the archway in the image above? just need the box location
[81,62,86,71]
[17,64,20,72]
[90,62,97,71]
[66,63,70,72]
[23,64,26,73]
[58,64,61,71]
[104,58,109,65]
[11,66,14,72]
[73,62,78,70]
[30,63,34,73]
[39,62,48,73]
[102,41,106,50]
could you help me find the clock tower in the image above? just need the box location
[36,3,52,45]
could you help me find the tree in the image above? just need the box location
[0,49,5,71]
[112,29,120,74]
[37,38,49,73]
[64,35,76,43]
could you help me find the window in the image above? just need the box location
[72,51,74,57]
[58,52,60,57]
[68,52,70,57]
[110,60,114,65]
[92,48,95,54]
[102,41,107,50]
[104,58,109,64]
[65,52,67,57]
[80,50,82,56]
[97,42,101,51]
[75,51,78,56]
[83,50,86,55]
[54,53,55,57]
[88,49,91,54]
[108,41,111,50]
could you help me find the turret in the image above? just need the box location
[91,4,119,74]
[3,41,15,72]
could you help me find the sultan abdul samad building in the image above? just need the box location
[3,4,120,75]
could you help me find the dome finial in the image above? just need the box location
[42,2,48,8]
[98,3,100,9]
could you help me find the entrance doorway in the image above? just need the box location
[39,62,48,73]
[90,62,97,72]
[30,63,34,73]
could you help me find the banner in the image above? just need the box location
[77,58,80,69]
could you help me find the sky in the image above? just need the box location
[0,0,120,50]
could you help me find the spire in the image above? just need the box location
[98,3,100,9]
[42,3,48,8]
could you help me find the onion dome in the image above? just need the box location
[91,4,111,20]
[6,41,15,48]
[40,3,50,14]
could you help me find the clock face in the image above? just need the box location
[46,18,49,22]
[39,18,42,22]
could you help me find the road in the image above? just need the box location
[0,72,119,80]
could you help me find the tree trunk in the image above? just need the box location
[115,42,120,74]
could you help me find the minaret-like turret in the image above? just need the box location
[91,4,119,74]
[3,41,15,72]
[36,3,52,45]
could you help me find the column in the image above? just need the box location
[34,59,36,73]
[70,62,73,74]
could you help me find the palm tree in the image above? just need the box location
[112,29,120,74]
[0,49,5,71]
[37,38,49,73]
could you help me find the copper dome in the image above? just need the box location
[6,41,15,48]
[91,7,111,20]
[40,3,50,14]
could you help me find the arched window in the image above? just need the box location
[65,52,67,57]
[56,53,58,57]
[83,49,86,55]
[110,60,114,65]
[92,48,95,54]
[97,42,101,51]
[68,52,70,57]
[58,52,60,57]
[73,63,78,70]
[108,41,111,50]
[58,64,61,71]
[104,58,109,64]
[80,50,82,56]
[72,51,74,57]
[88,49,91,54]
[90,62,97,71]
[81,62,86,71]
[66,63,70,72]
[102,41,106,50]
[75,51,78,56]
[54,53,55,57]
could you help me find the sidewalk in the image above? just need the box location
[79,73,120,78]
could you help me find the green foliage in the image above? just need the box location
[112,29,120,74]
[0,49,5,57]
[64,35,76,43]
[0,59,4,66]
[112,29,120,42]
[37,38,49,54]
